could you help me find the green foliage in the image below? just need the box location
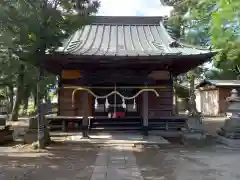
[205,68,239,80]
[165,0,208,80]
[0,0,99,62]
[0,50,21,86]
[167,0,240,79]
[0,0,99,118]
[174,82,189,98]
[191,0,240,70]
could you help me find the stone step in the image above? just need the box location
[90,127,142,131]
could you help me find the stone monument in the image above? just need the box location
[217,89,240,147]
[24,103,51,147]
[181,111,207,146]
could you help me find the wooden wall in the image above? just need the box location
[148,86,173,118]
[59,69,174,118]
[198,89,219,116]
[59,86,174,118]
[59,87,92,116]
[59,69,92,117]
[197,86,236,116]
[147,70,173,117]
[219,87,233,114]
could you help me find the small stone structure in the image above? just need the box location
[24,103,51,147]
[181,112,207,146]
[23,116,39,144]
[217,89,240,147]
[0,115,13,144]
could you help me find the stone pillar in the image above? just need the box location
[142,92,148,136]
[82,91,89,138]
[217,89,240,147]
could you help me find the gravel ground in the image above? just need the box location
[203,117,225,135]
[134,146,240,180]
[1,140,240,180]
[0,117,239,180]
[0,142,98,180]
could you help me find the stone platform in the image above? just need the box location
[90,147,143,180]
[217,135,240,148]
[61,132,170,146]
[1,136,240,179]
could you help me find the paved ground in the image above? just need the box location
[0,140,240,180]
[91,146,143,180]
[0,142,98,180]
[1,116,238,179]
[135,146,240,180]
[203,116,225,135]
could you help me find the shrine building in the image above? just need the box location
[43,16,216,134]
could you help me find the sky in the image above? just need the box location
[97,0,173,17]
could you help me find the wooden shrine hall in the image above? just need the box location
[43,16,216,135]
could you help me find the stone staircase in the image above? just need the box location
[89,117,187,133]
[89,117,142,132]
[47,115,187,134]
[148,117,187,131]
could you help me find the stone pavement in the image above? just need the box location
[91,146,143,180]
[134,146,240,180]
[1,136,240,179]
[0,142,98,180]
[64,133,170,145]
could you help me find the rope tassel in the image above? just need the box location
[105,98,110,109]
[122,98,126,109]
[133,98,136,109]
[94,98,98,109]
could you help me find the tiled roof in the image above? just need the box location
[197,80,240,88]
[59,16,213,57]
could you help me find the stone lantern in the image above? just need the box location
[217,89,240,147]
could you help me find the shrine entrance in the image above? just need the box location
[92,85,140,118]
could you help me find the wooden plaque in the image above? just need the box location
[148,71,170,80]
[61,70,81,79]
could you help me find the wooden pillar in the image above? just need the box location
[82,91,89,138]
[142,92,149,136]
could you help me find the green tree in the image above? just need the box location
[0,0,99,121]
[0,0,99,147]
[0,49,21,112]
[210,0,240,66]
[190,0,240,73]
[164,0,207,114]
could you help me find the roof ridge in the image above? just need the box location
[89,16,163,25]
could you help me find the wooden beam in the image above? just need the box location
[82,91,89,137]
[62,85,169,89]
[142,91,148,136]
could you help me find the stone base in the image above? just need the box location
[0,128,13,145]
[181,131,207,147]
[24,129,38,144]
[186,116,204,132]
[218,128,240,139]
[142,126,149,136]
[217,135,240,148]
[223,118,240,131]
[149,130,182,137]
[24,128,51,148]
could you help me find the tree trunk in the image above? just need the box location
[9,65,24,121]
[37,68,51,148]
[8,85,14,112]
[43,89,51,104]
[33,88,37,111]
[22,96,29,115]
[22,86,31,115]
